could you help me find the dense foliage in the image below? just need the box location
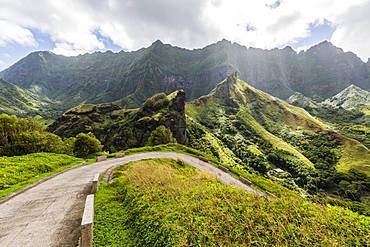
[0,114,102,157]
[94,159,370,246]
[307,105,370,148]
[308,106,365,125]
[0,114,64,156]
[48,91,187,152]
[147,125,177,146]
[72,132,103,158]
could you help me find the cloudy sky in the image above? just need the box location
[1,0,370,71]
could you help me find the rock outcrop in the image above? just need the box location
[48,91,187,151]
[322,84,370,110]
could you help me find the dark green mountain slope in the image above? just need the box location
[0,41,236,112]
[0,79,53,117]
[1,40,369,116]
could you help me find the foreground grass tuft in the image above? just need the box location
[94,159,370,246]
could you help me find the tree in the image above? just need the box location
[147,125,177,146]
[338,180,362,201]
[63,137,77,156]
[43,132,65,154]
[73,132,103,158]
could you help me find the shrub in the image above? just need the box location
[142,93,170,112]
[147,125,177,146]
[73,132,103,158]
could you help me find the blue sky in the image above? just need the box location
[1,0,369,71]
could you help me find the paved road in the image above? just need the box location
[0,152,263,247]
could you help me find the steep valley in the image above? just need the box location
[46,73,370,208]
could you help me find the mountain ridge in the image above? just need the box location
[1,40,369,118]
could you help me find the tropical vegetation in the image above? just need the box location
[0,113,102,157]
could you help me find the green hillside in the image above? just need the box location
[0,153,83,198]
[48,73,370,209]
[93,158,370,246]
[0,79,54,117]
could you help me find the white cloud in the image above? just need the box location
[0,19,37,47]
[0,0,369,60]
[330,1,370,61]
[4,53,11,58]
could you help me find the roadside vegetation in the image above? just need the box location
[0,113,103,198]
[0,113,103,157]
[0,153,83,198]
[94,158,370,246]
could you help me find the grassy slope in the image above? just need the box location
[0,79,43,116]
[185,97,239,167]
[94,158,370,246]
[117,144,298,198]
[188,74,370,176]
[338,138,370,175]
[229,77,326,167]
[186,75,319,168]
[0,153,83,198]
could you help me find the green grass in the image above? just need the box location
[114,143,210,158]
[94,158,370,246]
[111,143,302,198]
[337,138,370,176]
[185,77,316,168]
[33,115,54,128]
[0,153,83,198]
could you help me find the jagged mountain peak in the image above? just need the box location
[306,40,338,51]
[152,39,164,45]
[286,92,316,109]
[322,84,370,109]
[346,84,363,90]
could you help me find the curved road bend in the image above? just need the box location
[0,152,264,247]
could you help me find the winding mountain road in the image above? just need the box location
[0,152,263,247]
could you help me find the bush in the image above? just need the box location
[142,93,170,112]
[0,114,66,156]
[73,132,103,158]
[147,125,177,146]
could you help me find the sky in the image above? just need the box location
[1,0,370,71]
